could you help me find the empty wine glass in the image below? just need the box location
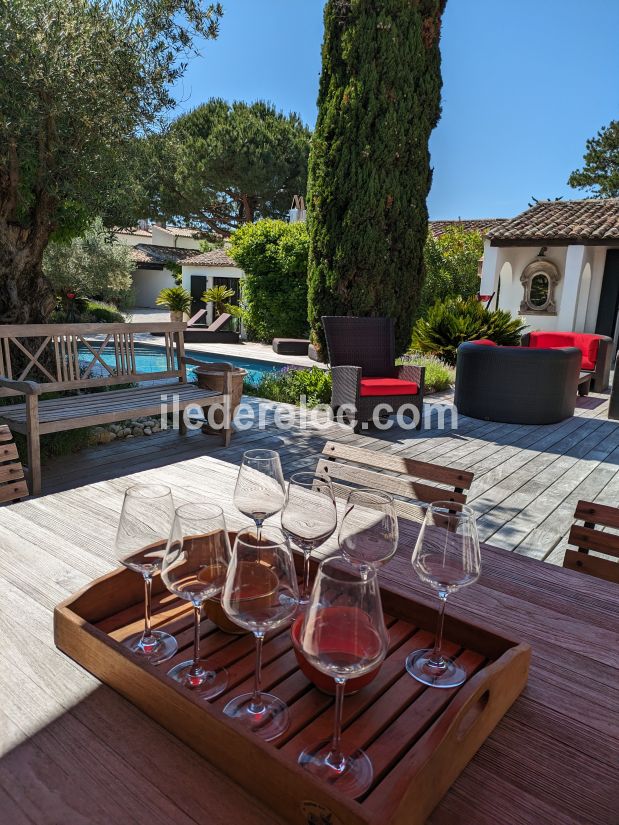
[222,526,299,741]
[339,489,399,577]
[161,503,230,699]
[298,555,388,797]
[406,501,481,688]
[114,484,178,664]
[281,470,338,602]
[233,449,285,538]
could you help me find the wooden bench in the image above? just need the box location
[0,424,28,503]
[563,499,619,584]
[317,441,474,521]
[0,323,232,496]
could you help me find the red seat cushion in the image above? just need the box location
[359,378,419,397]
[527,332,601,370]
[469,338,498,346]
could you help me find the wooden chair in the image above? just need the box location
[317,441,474,522]
[0,424,28,504]
[563,500,619,584]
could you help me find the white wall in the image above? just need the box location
[132,268,175,308]
[151,225,201,251]
[480,241,608,333]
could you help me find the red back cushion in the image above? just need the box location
[469,339,498,346]
[527,331,601,370]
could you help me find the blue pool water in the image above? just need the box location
[78,342,289,386]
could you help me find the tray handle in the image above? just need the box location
[380,642,531,825]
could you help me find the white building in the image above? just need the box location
[114,224,244,321]
[480,199,619,345]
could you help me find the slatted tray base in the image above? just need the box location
[54,554,531,825]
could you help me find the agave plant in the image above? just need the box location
[201,285,243,318]
[411,296,527,366]
[155,286,192,314]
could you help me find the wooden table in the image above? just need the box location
[0,453,618,824]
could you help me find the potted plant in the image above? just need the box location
[155,286,192,322]
[201,285,243,323]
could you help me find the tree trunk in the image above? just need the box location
[0,242,56,324]
[239,194,255,223]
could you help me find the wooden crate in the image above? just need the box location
[54,553,531,825]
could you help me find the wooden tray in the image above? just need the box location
[54,552,531,825]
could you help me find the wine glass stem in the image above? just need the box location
[328,677,347,772]
[142,574,155,644]
[429,594,448,668]
[303,547,312,598]
[249,632,265,713]
[190,603,202,676]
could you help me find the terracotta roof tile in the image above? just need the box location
[183,248,235,267]
[487,199,619,244]
[130,244,201,266]
[429,219,506,237]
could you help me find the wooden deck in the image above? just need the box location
[40,388,617,563]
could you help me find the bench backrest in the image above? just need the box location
[0,323,186,395]
[317,440,474,522]
[563,499,619,584]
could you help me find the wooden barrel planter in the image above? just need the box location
[194,363,246,435]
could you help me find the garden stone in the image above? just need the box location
[144,427,152,436]
[132,427,144,436]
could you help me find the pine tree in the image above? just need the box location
[307,0,446,357]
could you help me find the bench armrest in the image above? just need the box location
[0,376,41,395]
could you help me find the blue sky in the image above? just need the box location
[175,0,619,220]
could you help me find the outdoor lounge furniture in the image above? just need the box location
[0,424,28,503]
[316,440,473,520]
[0,322,232,496]
[271,338,310,356]
[521,331,612,392]
[563,499,619,584]
[184,311,240,344]
[322,316,425,430]
[454,341,581,424]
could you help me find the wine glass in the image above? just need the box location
[281,470,338,602]
[233,449,285,538]
[406,501,481,688]
[221,526,299,741]
[298,555,388,797]
[161,503,230,699]
[114,484,178,664]
[339,489,399,577]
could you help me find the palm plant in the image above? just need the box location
[201,285,242,318]
[155,286,192,314]
[411,296,527,366]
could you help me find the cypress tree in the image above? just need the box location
[307,0,446,357]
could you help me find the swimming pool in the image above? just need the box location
[78,342,289,386]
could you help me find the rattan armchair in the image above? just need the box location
[321,316,425,430]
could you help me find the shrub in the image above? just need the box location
[400,353,455,393]
[245,366,331,408]
[44,217,134,308]
[411,296,527,366]
[229,219,309,342]
[50,299,125,323]
[419,226,485,320]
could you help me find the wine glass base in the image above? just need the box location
[405,648,466,688]
[223,692,289,741]
[167,661,228,700]
[123,630,177,665]
[298,742,373,798]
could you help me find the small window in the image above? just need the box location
[520,260,560,315]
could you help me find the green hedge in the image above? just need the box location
[229,219,309,342]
